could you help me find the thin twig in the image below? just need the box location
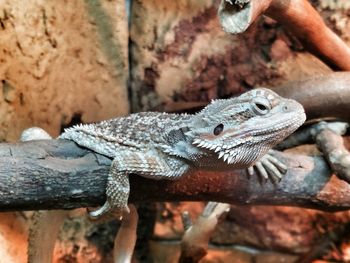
[179,202,230,263]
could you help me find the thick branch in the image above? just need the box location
[170,73,350,122]
[271,72,350,122]
[0,139,349,212]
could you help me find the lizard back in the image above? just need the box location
[59,112,192,157]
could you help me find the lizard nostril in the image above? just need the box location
[283,105,289,111]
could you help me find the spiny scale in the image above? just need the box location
[59,88,306,220]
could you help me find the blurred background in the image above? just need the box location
[0,0,349,262]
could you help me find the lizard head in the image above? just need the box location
[190,88,306,165]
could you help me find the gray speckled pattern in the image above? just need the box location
[60,88,306,220]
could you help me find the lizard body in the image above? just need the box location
[59,88,306,220]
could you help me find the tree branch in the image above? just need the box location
[169,73,350,122]
[0,139,349,212]
[271,72,350,122]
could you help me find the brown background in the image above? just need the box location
[0,0,349,262]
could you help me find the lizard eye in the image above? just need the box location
[252,98,271,115]
[213,124,224,136]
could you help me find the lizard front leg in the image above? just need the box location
[89,151,189,221]
[248,150,287,181]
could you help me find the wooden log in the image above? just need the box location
[0,139,349,212]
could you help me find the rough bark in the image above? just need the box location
[0,139,349,212]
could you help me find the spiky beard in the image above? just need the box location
[192,139,240,164]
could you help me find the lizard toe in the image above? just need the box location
[88,201,130,223]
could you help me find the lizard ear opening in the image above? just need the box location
[213,124,224,136]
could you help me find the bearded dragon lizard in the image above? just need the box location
[58,88,306,221]
[27,88,305,262]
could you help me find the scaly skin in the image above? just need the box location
[59,88,306,220]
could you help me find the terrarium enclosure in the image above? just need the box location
[0,0,350,262]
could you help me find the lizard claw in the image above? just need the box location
[88,202,130,223]
[247,150,287,182]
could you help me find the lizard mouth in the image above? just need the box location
[192,110,306,164]
[248,110,306,136]
[192,139,243,164]
[251,111,306,137]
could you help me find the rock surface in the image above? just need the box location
[0,0,129,141]
[129,0,336,112]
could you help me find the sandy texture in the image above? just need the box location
[0,213,28,263]
[0,0,129,141]
[0,1,128,260]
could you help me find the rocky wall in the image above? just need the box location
[129,0,350,112]
[0,0,129,142]
[0,1,129,262]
